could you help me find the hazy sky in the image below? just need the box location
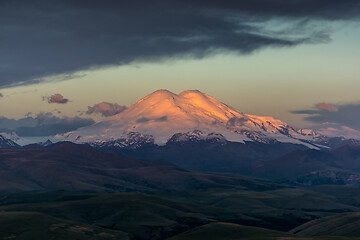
[0,0,360,136]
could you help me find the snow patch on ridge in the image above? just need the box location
[168,130,226,143]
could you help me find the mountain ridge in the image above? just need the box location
[0,134,19,148]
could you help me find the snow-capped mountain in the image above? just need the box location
[0,132,57,146]
[0,132,21,143]
[0,134,19,148]
[41,139,53,147]
[58,89,320,148]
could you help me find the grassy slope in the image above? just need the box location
[1,185,360,239]
[0,211,130,240]
[0,192,254,240]
[290,212,360,237]
[167,222,299,240]
[154,186,360,231]
[167,222,356,240]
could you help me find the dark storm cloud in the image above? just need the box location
[292,103,360,130]
[0,112,95,137]
[0,0,359,87]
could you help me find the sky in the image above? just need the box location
[0,0,360,138]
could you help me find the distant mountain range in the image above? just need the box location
[0,134,19,148]
[2,89,360,189]
[1,137,360,188]
[254,145,360,186]
[0,142,283,192]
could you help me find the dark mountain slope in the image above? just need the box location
[0,134,19,148]
[0,142,283,192]
[253,145,360,186]
[114,141,307,175]
[253,149,337,179]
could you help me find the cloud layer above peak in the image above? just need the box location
[0,0,359,87]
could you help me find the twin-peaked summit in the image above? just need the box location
[59,89,317,147]
[128,89,241,126]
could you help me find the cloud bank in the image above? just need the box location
[0,0,359,87]
[0,112,94,137]
[317,125,360,139]
[292,102,360,131]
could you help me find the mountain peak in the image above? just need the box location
[0,134,20,148]
[179,89,203,96]
[141,89,208,102]
[59,89,319,148]
[141,89,176,100]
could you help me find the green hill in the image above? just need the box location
[167,222,299,240]
[0,211,130,240]
[0,192,254,240]
[167,222,357,240]
[291,212,360,237]
[1,191,360,240]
